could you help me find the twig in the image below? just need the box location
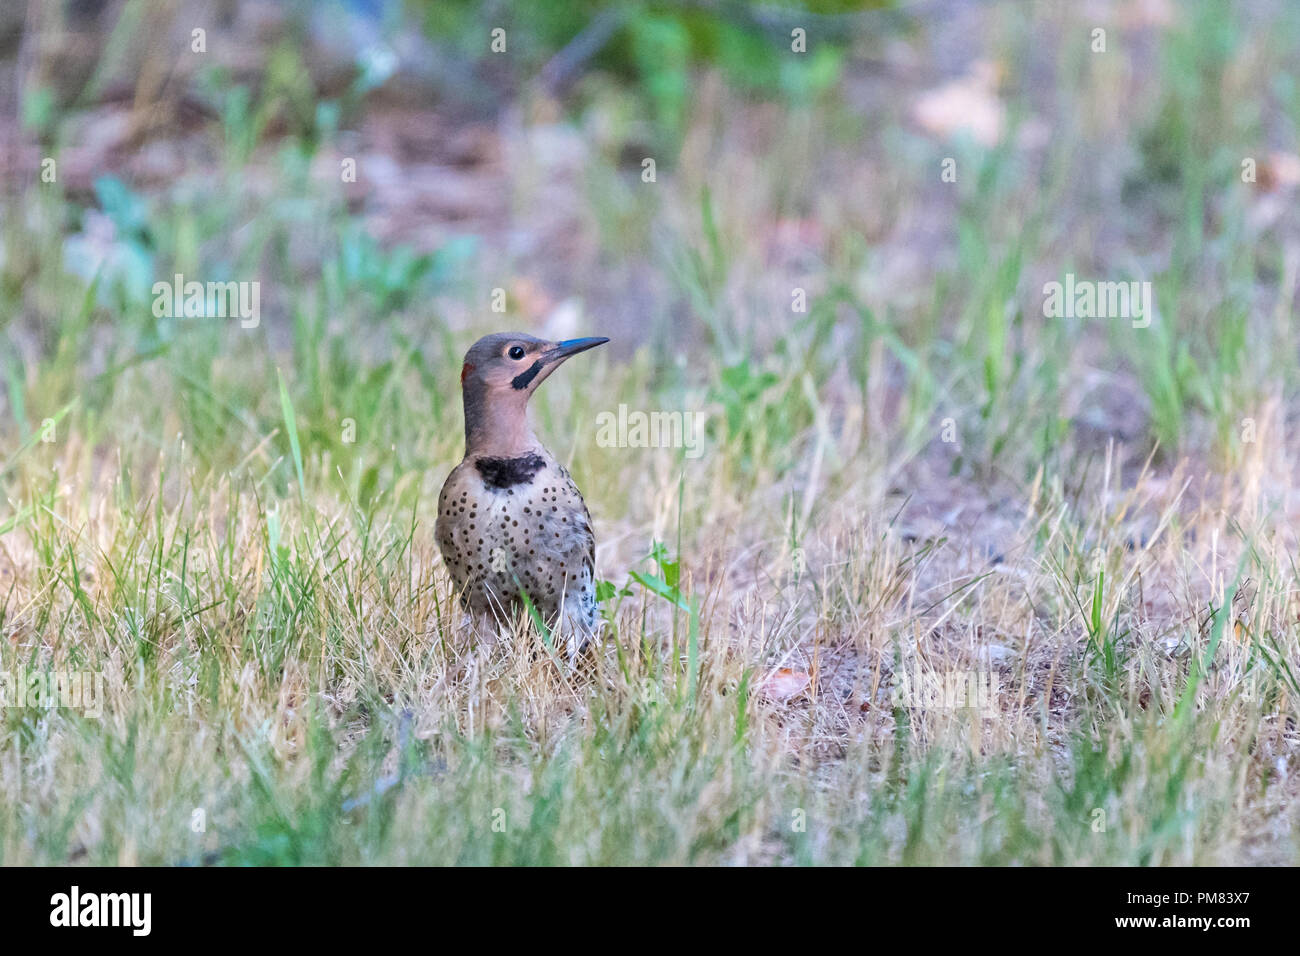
[540,7,632,95]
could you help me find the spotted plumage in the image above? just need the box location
[436,332,608,655]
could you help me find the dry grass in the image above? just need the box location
[1,0,1299,864]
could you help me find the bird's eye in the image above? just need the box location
[508,346,526,360]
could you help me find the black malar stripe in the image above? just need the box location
[511,359,544,390]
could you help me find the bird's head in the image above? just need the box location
[459,331,609,456]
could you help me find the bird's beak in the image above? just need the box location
[545,337,609,364]
[512,337,609,393]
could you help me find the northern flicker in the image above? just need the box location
[437,332,608,655]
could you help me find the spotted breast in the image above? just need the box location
[436,451,598,640]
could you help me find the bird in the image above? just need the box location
[436,331,609,658]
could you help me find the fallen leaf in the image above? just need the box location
[511,276,555,319]
[1257,152,1300,192]
[912,60,1005,147]
[757,668,812,701]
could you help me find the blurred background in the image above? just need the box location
[3,1,1299,474]
[4,0,1300,558]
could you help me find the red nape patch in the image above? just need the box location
[461,363,476,384]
